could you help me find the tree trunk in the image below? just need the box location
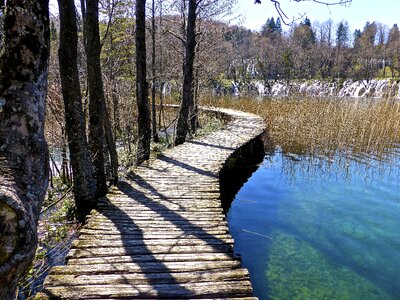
[175,0,197,145]
[104,110,119,185]
[191,65,200,133]
[61,135,70,184]
[0,1,50,298]
[151,0,159,143]
[85,0,108,196]
[58,0,97,221]
[135,0,151,164]
[158,0,165,139]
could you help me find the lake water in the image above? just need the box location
[227,148,400,300]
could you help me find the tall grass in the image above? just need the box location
[203,96,400,159]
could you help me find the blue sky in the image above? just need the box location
[235,0,400,32]
[48,0,399,34]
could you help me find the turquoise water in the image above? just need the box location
[227,149,400,300]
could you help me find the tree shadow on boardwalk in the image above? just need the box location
[120,176,233,253]
[157,154,218,178]
[86,169,246,298]
[187,140,236,151]
[99,195,195,298]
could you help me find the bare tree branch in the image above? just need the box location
[165,29,186,45]
[100,0,118,49]
[255,0,352,25]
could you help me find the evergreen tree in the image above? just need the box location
[275,17,282,33]
[386,24,400,77]
[293,17,316,48]
[268,17,276,32]
[336,21,349,48]
[261,17,271,36]
[353,29,362,47]
[302,17,312,27]
[261,16,282,38]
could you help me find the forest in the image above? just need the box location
[1,0,400,298]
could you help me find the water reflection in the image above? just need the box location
[228,148,400,300]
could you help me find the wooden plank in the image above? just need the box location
[48,260,242,275]
[99,200,223,207]
[72,238,233,248]
[67,244,234,258]
[78,228,228,236]
[44,269,250,286]
[66,253,237,265]
[94,206,224,213]
[87,215,225,222]
[84,221,228,230]
[40,281,253,299]
[76,233,232,241]
[67,253,236,265]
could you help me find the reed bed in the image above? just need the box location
[203,96,400,159]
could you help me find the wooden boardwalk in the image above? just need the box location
[38,107,265,299]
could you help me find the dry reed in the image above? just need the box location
[203,96,400,158]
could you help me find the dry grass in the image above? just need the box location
[203,96,400,158]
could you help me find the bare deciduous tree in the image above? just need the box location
[58,0,97,221]
[175,0,198,145]
[85,0,109,195]
[136,0,151,163]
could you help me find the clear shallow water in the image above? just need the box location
[227,149,400,300]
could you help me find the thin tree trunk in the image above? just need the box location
[85,0,108,196]
[0,1,50,298]
[58,0,97,221]
[175,0,197,145]
[109,32,120,139]
[80,0,87,52]
[61,136,70,184]
[151,0,159,142]
[158,0,164,136]
[135,0,151,164]
[104,110,119,185]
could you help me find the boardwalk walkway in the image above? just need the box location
[39,107,265,299]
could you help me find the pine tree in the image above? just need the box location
[275,17,282,33]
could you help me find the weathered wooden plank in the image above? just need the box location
[85,219,225,227]
[84,221,228,230]
[40,281,253,299]
[48,260,242,275]
[88,214,224,221]
[67,253,236,265]
[77,233,231,241]
[94,204,222,211]
[106,193,221,200]
[78,228,228,236]
[44,269,250,286]
[99,199,223,206]
[105,193,220,199]
[72,238,233,249]
[67,244,234,258]
[87,215,225,222]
